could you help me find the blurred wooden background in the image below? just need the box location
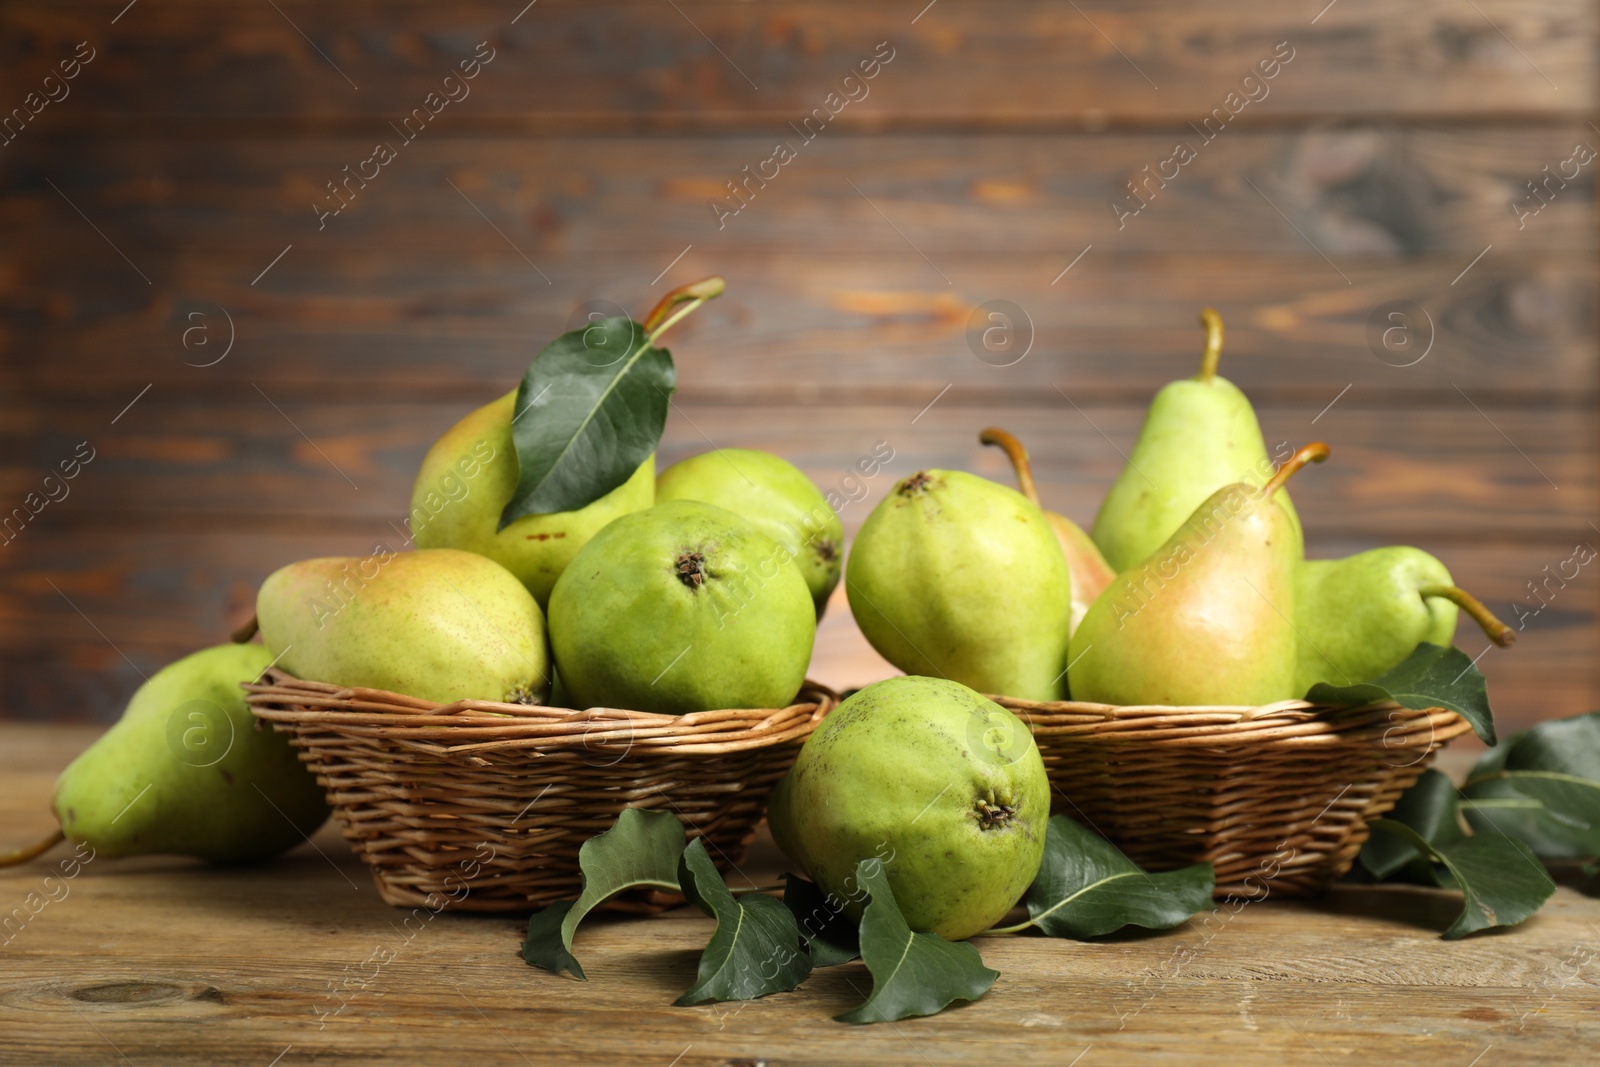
[0,1,1594,730]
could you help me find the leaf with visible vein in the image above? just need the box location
[1359,769,1464,883]
[835,860,997,1025]
[1307,642,1496,745]
[1367,818,1554,939]
[674,840,812,1005]
[500,316,674,525]
[521,808,685,979]
[1017,816,1214,938]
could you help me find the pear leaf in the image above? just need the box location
[835,859,998,1024]
[782,873,860,967]
[521,900,581,976]
[1306,642,1496,745]
[1367,818,1554,939]
[1462,712,1600,859]
[521,808,685,979]
[674,840,812,1005]
[500,316,674,525]
[1020,816,1214,938]
[1359,769,1465,882]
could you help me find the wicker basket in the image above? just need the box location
[992,695,1472,898]
[245,668,837,912]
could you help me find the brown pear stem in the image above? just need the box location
[1196,307,1224,384]
[231,613,259,644]
[1418,585,1518,648]
[978,427,1040,504]
[0,828,65,868]
[641,275,725,341]
[1262,441,1329,497]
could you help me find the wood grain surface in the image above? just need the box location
[1,0,1596,736]
[1,725,1596,1066]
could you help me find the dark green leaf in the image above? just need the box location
[1367,818,1555,939]
[521,900,581,976]
[835,860,998,1025]
[1307,642,1496,745]
[674,840,812,1005]
[782,874,860,967]
[1463,712,1600,859]
[1020,816,1213,938]
[1359,769,1463,883]
[500,316,674,525]
[521,808,685,978]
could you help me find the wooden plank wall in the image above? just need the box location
[0,1,1595,730]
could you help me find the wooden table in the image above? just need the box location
[2,724,1596,1066]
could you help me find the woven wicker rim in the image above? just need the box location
[994,694,1474,748]
[246,668,835,759]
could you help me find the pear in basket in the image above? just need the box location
[1293,546,1515,693]
[409,390,655,610]
[1069,442,1328,707]
[257,548,550,705]
[1091,308,1301,572]
[39,644,328,863]
[656,448,843,618]
[846,469,1072,702]
[548,500,815,715]
[979,427,1114,636]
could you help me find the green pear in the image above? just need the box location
[846,469,1072,702]
[548,500,815,714]
[656,448,843,617]
[410,390,655,608]
[981,427,1115,636]
[257,548,550,705]
[778,676,1049,940]
[1293,547,1516,693]
[1070,443,1328,707]
[50,643,328,862]
[1091,308,1301,572]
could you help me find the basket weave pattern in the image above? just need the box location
[246,669,836,912]
[993,696,1472,898]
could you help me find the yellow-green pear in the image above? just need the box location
[257,548,550,705]
[980,427,1115,636]
[1091,308,1301,572]
[47,643,328,862]
[656,448,843,616]
[846,469,1072,702]
[548,500,815,714]
[1070,443,1327,707]
[410,390,655,607]
[1293,547,1516,693]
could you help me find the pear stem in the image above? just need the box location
[978,427,1040,504]
[1418,585,1518,648]
[1196,307,1224,384]
[0,828,65,868]
[231,613,259,644]
[642,275,725,343]
[1262,441,1329,497]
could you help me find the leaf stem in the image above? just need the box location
[728,883,785,896]
[975,918,1034,936]
[642,275,725,343]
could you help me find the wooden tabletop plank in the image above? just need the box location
[1,725,1595,1065]
[3,1,1591,128]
